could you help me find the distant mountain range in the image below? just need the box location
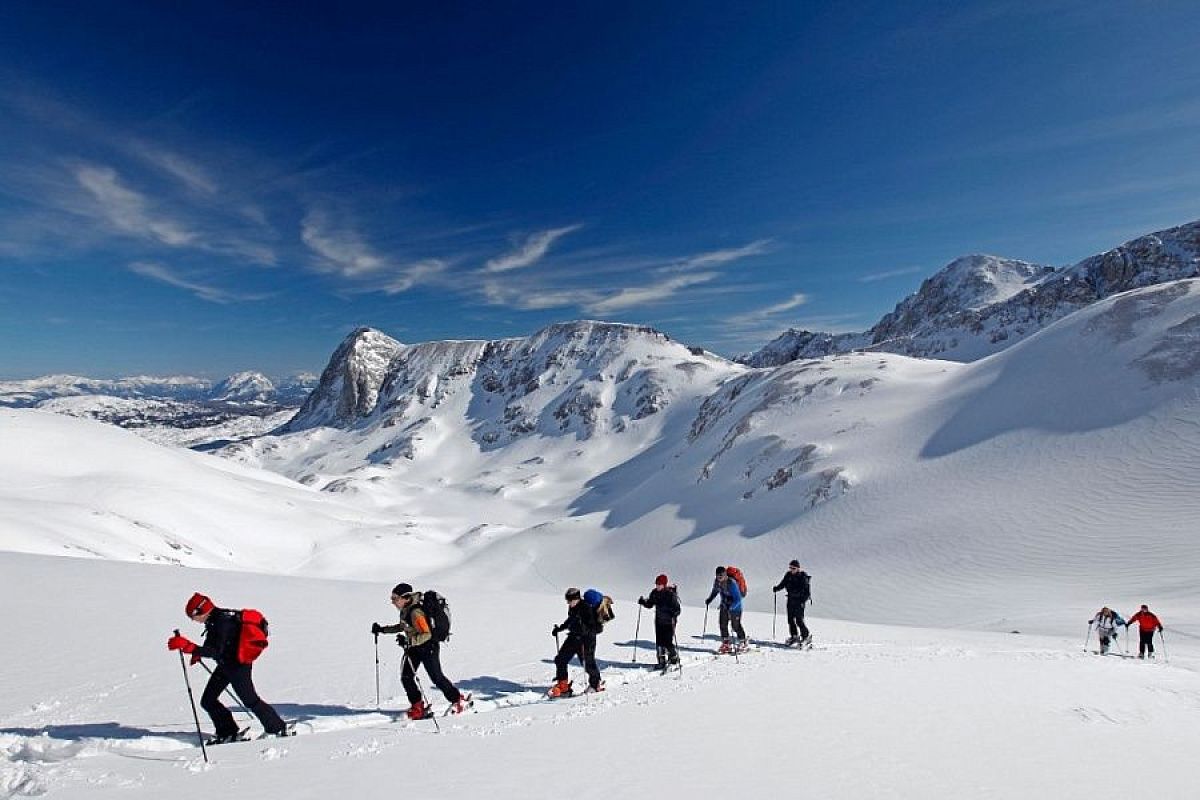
[739,219,1200,366]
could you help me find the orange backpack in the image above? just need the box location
[236,609,270,664]
[725,566,748,597]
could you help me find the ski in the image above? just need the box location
[204,726,251,746]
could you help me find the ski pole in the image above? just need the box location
[197,660,253,721]
[701,603,709,640]
[174,629,208,763]
[374,633,381,710]
[1159,629,1169,662]
[633,603,643,664]
[672,623,683,677]
[1083,621,1092,653]
[403,649,439,732]
[772,592,778,642]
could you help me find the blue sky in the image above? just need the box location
[2,1,1200,379]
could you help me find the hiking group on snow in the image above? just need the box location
[165,561,1167,751]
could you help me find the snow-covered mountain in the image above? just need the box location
[0,370,319,448]
[742,219,1200,365]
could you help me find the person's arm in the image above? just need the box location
[192,614,234,661]
[638,594,655,609]
[705,581,718,604]
[373,622,404,635]
[773,575,786,592]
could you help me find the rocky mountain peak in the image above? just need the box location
[284,327,405,430]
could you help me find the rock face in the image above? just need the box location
[284,327,406,430]
[282,320,732,447]
[741,219,1200,365]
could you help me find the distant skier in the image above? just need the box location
[1125,604,1164,659]
[705,566,747,653]
[549,587,604,697]
[772,559,812,647]
[1088,607,1126,655]
[371,583,470,719]
[638,574,681,670]
[167,592,290,743]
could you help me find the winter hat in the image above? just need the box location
[655,574,669,586]
[565,587,581,601]
[714,566,727,576]
[392,582,413,597]
[186,592,214,618]
[789,559,801,568]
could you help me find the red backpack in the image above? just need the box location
[236,609,270,664]
[725,566,748,597]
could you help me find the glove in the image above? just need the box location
[773,587,780,593]
[189,653,202,666]
[167,635,196,654]
[552,625,562,636]
[371,622,382,635]
[705,597,713,606]
[395,633,408,648]
[638,596,645,604]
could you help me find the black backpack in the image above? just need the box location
[421,590,452,643]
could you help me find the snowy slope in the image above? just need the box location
[1,553,1197,800]
[0,409,457,576]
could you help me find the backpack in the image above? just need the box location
[236,609,269,664]
[584,589,615,625]
[725,566,748,597]
[420,590,452,643]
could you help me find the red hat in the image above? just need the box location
[186,593,214,618]
[655,574,669,586]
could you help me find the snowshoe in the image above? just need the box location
[405,701,428,720]
[717,640,733,655]
[446,693,474,715]
[206,727,251,746]
[547,679,573,699]
[584,681,605,694]
[262,722,297,739]
[800,635,813,650]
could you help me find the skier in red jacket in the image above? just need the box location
[1125,605,1164,659]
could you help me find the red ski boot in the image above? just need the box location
[405,700,428,720]
[547,679,573,698]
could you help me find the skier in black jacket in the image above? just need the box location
[638,574,681,670]
[549,587,603,697]
[167,592,289,743]
[772,560,812,647]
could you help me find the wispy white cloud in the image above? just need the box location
[857,266,923,283]
[484,224,583,272]
[677,239,773,270]
[75,164,197,246]
[128,261,269,303]
[135,146,218,195]
[301,209,387,277]
[585,271,720,314]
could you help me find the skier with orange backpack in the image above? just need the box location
[705,566,748,654]
[167,592,290,743]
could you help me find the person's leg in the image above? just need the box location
[554,635,577,681]
[226,663,286,734]
[418,643,462,703]
[581,636,602,689]
[787,597,799,639]
[719,605,730,641]
[199,666,239,737]
[731,610,746,642]
[400,649,423,704]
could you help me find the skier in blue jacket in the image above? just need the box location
[705,566,747,653]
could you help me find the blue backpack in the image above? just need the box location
[584,589,615,624]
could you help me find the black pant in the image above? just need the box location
[402,642,461,704]
[787,596,810,639]
[555,633,602,689]
[1138,630,1156,656]
[654,620,679,665]
[201,662,286,737]
[719,606,746,641]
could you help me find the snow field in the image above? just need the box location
[2,553,1198,799]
